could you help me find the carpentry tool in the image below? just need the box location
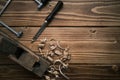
[0,0,11,16]
[34,0,49,9]
[0,30,50,77]
[31,1,63,43]
[0,21,23,38]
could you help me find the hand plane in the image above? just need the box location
[0,30,50,77]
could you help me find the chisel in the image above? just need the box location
[31,1,63,43]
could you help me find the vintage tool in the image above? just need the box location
[0,0,11,16]
[0,21,23,38]
[31,1,63,43]
[0,30,50,77]
[34,0,49,9]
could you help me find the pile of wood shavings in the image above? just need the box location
[37,38,71,80]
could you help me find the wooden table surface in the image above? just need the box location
[0,0,120,80]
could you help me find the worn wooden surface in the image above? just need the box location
[0,0,120,80]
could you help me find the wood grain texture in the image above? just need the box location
[0,64,120,80]
[0,0,120,80]
[1,27,120,41]
[0,27,120,65]
[0,27,120,80]
[0,0,120,26]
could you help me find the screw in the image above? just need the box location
[0,21,23,38]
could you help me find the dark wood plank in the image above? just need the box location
[1,52,120,64]
[1,27,120,64]
[0,55,16,64]
[0,64,120,80]
[0,0,120,26]
[0,65,40,80]
[0,0,120,80]
[1,27,120,41]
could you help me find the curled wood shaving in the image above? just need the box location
[38,38,71,80]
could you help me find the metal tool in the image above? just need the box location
[0,21,23,38]
[31,1,63,43]
[34,0,49,9]
[0,0,11,16]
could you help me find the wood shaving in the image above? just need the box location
[38,38,71,80]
